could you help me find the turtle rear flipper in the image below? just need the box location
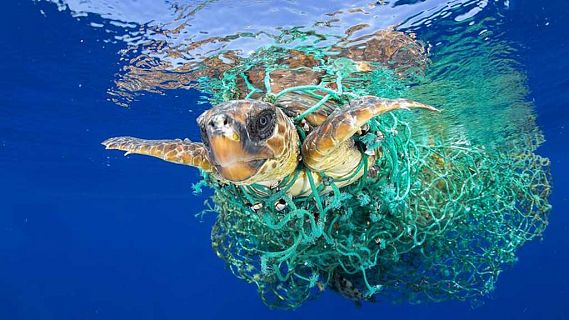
[102,137,213,172]
[301,96,437,176]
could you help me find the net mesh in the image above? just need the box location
[192,43,552,309]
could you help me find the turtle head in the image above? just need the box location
[197,100,298,184]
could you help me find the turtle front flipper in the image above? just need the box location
[302,96,437,178]
[102,137,214,172]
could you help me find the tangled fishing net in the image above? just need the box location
[191,43,552,309]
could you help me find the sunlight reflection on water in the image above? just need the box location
[42,0,531,151]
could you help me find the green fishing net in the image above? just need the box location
[192,44,551,309]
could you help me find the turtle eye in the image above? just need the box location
[248,109,276,141]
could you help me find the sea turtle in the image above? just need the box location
[103,30,436,197]
[103,97,435,196]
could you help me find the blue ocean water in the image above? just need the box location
[1,0,568,319]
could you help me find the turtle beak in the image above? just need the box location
[207,133,266,182]
[208,134,247,166]
[205,114,246,166]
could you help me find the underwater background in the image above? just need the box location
[1,0,568,319]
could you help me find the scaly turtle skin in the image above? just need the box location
[103,31,436,197]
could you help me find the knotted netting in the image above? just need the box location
[192,43,552,309]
